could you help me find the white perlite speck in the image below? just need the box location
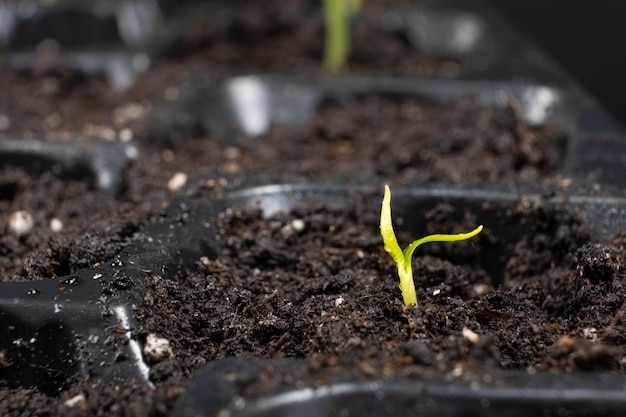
[63,393,86,409]
[462,327,480,344]
[143,333,174,363]
[291,219,305,232]
[167,172,187,192]
[6,211,34,236]
[50,217,63,232]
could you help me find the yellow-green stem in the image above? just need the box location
[380,185,483,308]
[323,0,350,73]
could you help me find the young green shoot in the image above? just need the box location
[380,185,483,308]
[323,0,362,73]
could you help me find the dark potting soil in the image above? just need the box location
[0,82,608,416]
[218,94,565,183]
[86,198,626,414]
[134,196,625,396]
[3,179,623,416]
[0,2,622,416]
[166,0,470,78]
[0,81,566,284]
[2,182,625,415]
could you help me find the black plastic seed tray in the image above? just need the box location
[172,358,626,417]
[0,192,218,393]
[152,73,624,189]
[3,176,625,404]
[0,137,137,190]
[0,0,625,414]
[0,0,168,90]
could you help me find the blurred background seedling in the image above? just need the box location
[323,0,363,73]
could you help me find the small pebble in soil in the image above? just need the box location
[583,327,598,342]
[6,210,34,236]
[49,217,63,232]
[471,283,491,296]
[280,218,306,238]
[462,327,480,344]
[452,364,465,377]
[62,393,86,409]
[119,128,134,142]
[143,333,174,363]
[167,172,187,192]
[291,218,305,232]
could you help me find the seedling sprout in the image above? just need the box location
[323,0,362,73]
[380,185,483,308]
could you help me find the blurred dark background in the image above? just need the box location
[492,1,626,129]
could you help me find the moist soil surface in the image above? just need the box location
[0,1,624,416]
[163,0,469,78]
